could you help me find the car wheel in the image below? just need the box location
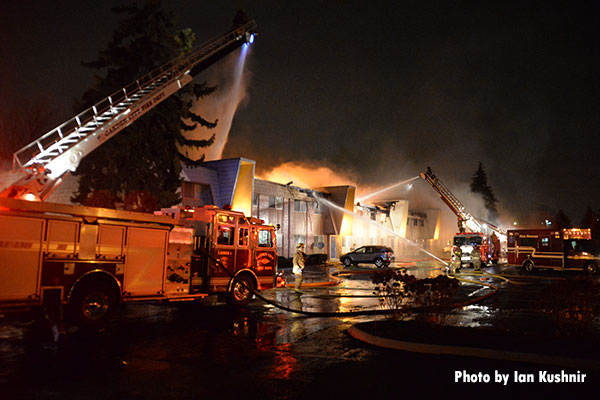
[342,257,352,267]
[228,274,254,307]
[374,258,384,268]
[523,260,535,273]
[585,263,598,274]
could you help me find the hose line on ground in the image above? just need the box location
[200,248,500,318]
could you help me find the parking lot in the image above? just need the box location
[1,261,598,398]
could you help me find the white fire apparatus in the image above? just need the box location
[0,19,276,327]
[420,167,506,268]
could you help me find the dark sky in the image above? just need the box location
[1,1,598,224]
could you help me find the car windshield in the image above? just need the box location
[453,235,483,246]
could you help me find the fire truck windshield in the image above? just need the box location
[454,235,483,246]
[569,239,596,253]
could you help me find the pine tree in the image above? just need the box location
[553,209,572,230]
[71,0,217,211]
[470,162,499,222]
[581,205,599,240]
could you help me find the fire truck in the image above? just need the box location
[0,18,275,329]
[507,228,599,273]
[420,167,505,269]
[0,198,277,325]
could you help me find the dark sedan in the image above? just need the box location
[339,245,394,268]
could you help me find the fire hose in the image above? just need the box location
[201,248,499,317]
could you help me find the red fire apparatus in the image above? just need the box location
[0,19,273,330]
[507,228,599,273]
[420,167,505,268]
[0,198,277,325]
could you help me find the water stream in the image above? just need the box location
[315,194,448,266]
[356,175,420,203]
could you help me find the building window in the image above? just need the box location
[313,202,321,214]
[294,200,306,212]
[182,182,213,207]
[268,195,283,209]
[293,235,306,249]
[370,211,376,221]
[252,193,259,206]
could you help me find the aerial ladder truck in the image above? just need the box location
[420,167,506,269]
[1,19,257,202]
[0,19,278,337]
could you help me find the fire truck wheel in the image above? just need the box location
[374,258,384,268]
[523,260,535,273]
[228,275,255,307]
[70,281,117,327]
[585,263,598,274]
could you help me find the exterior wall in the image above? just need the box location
[231,160,254,217]
[252,179,328,259]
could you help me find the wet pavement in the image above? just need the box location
[1,262,599,398]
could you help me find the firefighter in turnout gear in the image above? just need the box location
[293,243,305,292]
[471,246,482,271]
[450,246,462,274]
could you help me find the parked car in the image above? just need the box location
[340,245,394,268]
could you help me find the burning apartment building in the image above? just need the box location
[177,158,452,260]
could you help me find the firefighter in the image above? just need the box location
[450,246,462,274]
[293,243,305,293]
[471,246,482,271]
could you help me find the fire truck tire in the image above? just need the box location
[228,275,255,307]
[374,258,384,268]
[70,281,118,327]
[523,260,535,273]
[585,263,598,274]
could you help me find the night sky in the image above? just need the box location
[1,1,598,224]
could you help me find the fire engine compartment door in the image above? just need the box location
[46,220,78,259]
[98,225,125,260]
[124,227,168,296]
[0,216,44,301]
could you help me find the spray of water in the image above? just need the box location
[315,193,448,266]
[184,43,250,161]
[356,175,420,203]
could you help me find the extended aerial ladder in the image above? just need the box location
[1,20,258,201]
[420,167,506,237]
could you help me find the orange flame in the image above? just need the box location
[258,161,378,198]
